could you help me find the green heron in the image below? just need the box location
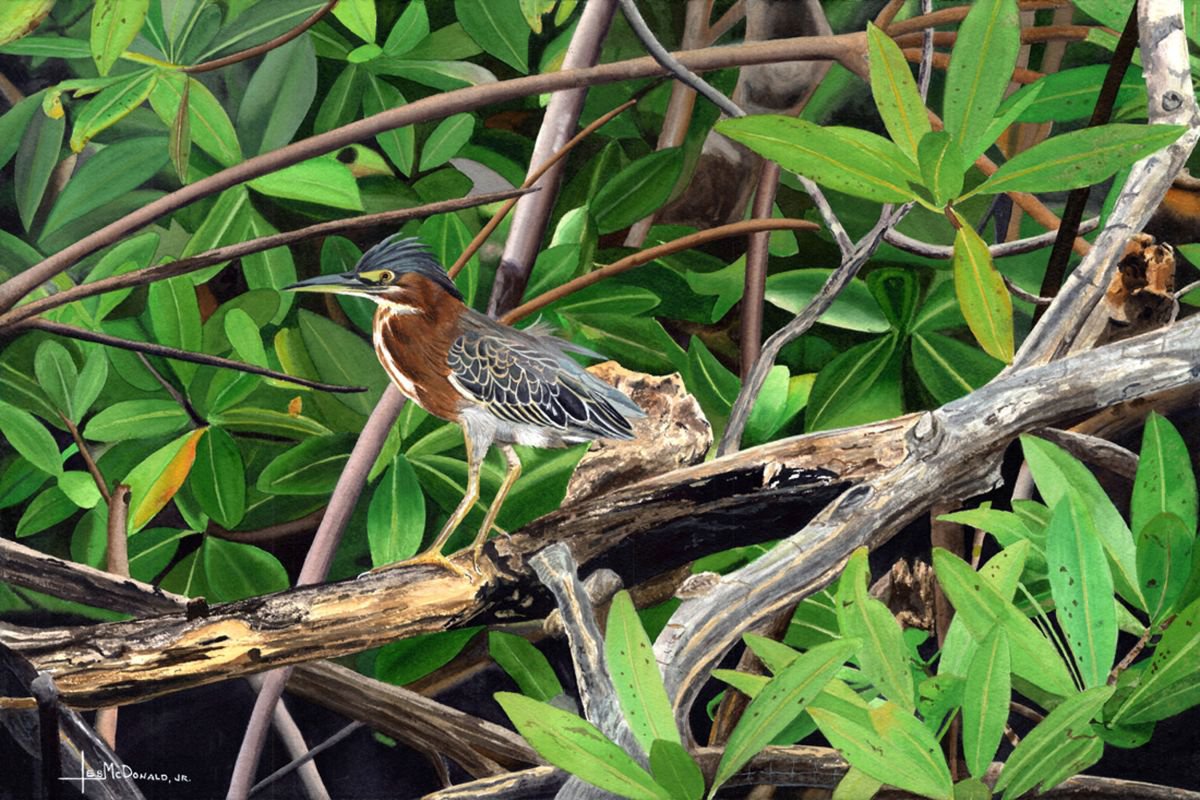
[286,235,644,572]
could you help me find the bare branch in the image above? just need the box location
[883,218,1100,260]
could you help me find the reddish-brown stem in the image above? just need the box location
[903,49,1045,84]
[183,1,337,74]
[893,25,1095,49]
[739,161,780,381]
[95,483,130,748]
[885,0,1070,37]
[500,218,818,325]
[60,414,111,505]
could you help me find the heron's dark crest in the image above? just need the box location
[356,235,463,301]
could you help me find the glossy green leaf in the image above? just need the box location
[833,768,883,800]
[237,34,316,155]
[127,527,189,583]
[975,82,1046,165]
[938,507,1044,567]
[72,347,108,423]
[684,336,739,431]
[419,112,474,171]
[201,537,289,602]
[210,407,332,439]
[1022,435,1142,609]
[364,76,414,175]
[911,332,1004,405]
[592,148,684,234]
[1114,594,1200,724]
[496,692,670,800]
[1136,513,1193,623]
[149,72,242,167]
[43,136,168,237]
[224,308,268,368]
[256,434,355,495]
[0,0,53,46]
[332,0,375,42]
[917,131,964,206]
[16,485,76,537]
[168,76,190,182]
[242,213,296,324]
[942,0,1020,158]
[975,124,1187,195]
[90,0,149,75]
[83,399,190,442]
[866,22,929,161]
[717,116,916,203]
[14,105,64,231]
[500,444,586,531]
[836,548,914,709]
[456,0,529,72]
[551,283,660,318]
[933,547,1075,697]
[1132,412,1197,536]
[712,639,857,794]
[298,310,385,415]
[367,453,425,565]
[805,333,898,432]
[0,92,42,173]
[0,400,61,476]
[69,67,158,152]
[606,590,680,752]
[489,630,563,702]
[962,626,1011,778]
[649,740,703,800]
[314,63,364,134]
[997,65,1144,124]
[764,270,890,333]
[1120,668,1200,726]
[995,685,1112,800]
[199,0,325,61]
[190,427,245,530]
[382,0,428,56]
[0,34,90,57]
[0,456,49,511]
[745,365,790,445]
[952,220,1013,362]
[376,627,481,686]
[148,275,202,385]
[370,58,496,91]
[34,340,78,422]
[830,125,923,186]
[250,155,362,210]
[124,428,204,532]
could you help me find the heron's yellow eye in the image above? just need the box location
[377,270,395,284]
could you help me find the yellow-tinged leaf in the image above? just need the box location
[127,428,204,532]
[952,219,1013,362]
[0,0,54,46]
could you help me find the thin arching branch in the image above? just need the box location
[183,1,337,74]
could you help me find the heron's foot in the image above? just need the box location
[358,550,473,581]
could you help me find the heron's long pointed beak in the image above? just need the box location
[283,271,362,294]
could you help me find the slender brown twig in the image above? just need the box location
[135,352,205,427]
[184,1,337,74]
[60,414,111,504]
[739,161,779,380]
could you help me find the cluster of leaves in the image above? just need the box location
[496,414,1200,799]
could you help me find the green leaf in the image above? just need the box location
[867,703,953,800]
[34,340,78,422]
[917,131,965,206]
[297,310,385,415]
[0,34,89,58]
[201,537,289,602]
[370,58,496,91]
[649,740,703,800]
[684,336,739,430]
[712,639,857,794]
[942,0,1020,158]
[994,685,1113,800]
[0,92,42,173]
[592,148,684,234]
[952,220,1013,362]
[975,124,1187,195]
[72,347,108,423]
[606,590,680,752]
[83,399,190,442]
[13,104,64,231]
[1136,513,1193,623]
[168,77,190,182]
[190,427,245,530]
[210,407,332,440]
[933,547,1075,697]
[551,283,660,318]
[241,214,296,324]
[364,76,414,176]
[911,332,1004,405]
[16,485,76,537]
[1114,594,1200,724]
[833,768,883,800]
[367,454,425,565]
[59,472,100,510]
[90,0,149,75]
[1119,667,1200,726]
[500,444,587,531]
[314,63,365,134]
[489,630,563,703]
[43,136,168,237]
[997,65,1145,124]
[149,72,242,167]
[805,334,898,432]
[200,0,325,61]
[257,434,355,495]
[866,23,930,162]
[0,0,53,47]
[836,548,915,709]
[0,400,61,476]
[69,67,158,152]
[716,116,916,203]
[236,34,316,155]
[332,0,375,42]
[250,156,363,210]
[1132,412,1197,536]
[961,626,1011,778]
[419,113,474,172]
[764,270,890,333]
[124,428,204,532]
[382,0,428,56]
[376,627,481,685]
[745,365,790,445]
[1022,435,1142,609]
[148,275,202,385]
[456,0,529,72]
[495,692,671,800]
